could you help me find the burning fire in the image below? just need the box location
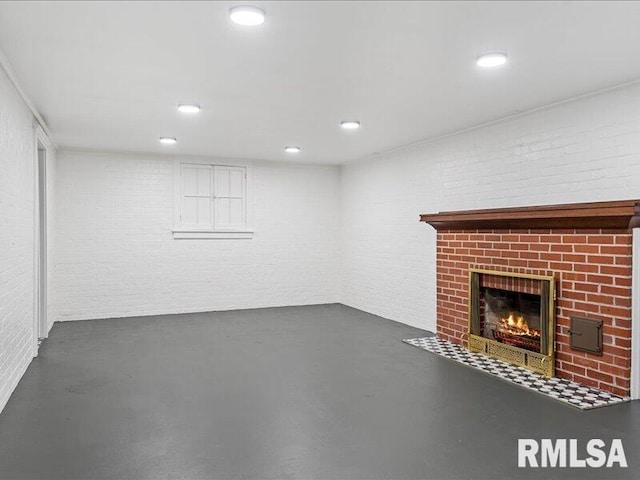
[499,312,540,338]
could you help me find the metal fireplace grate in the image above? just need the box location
[467,269,555,377]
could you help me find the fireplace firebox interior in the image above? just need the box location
[467,269,555,376]
[481,288,541,353]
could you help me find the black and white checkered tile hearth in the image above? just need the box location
[403,336,628,410]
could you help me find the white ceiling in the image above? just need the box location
[1,1,640,164]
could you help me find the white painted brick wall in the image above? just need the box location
[341,83,640,332]
[54,151,341,321]
[0,66,36,413]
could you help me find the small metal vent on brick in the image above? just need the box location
[569,316,603,355]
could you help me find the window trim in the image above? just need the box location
[172,158,254,239]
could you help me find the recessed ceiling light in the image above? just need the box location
[284,146,301,153]
[476,52,508,68]
[341,120,361,130]
[178,104,201,114]
[229,5,266,26]
[159,137,177,145]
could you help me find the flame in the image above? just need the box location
[499,312,540,338]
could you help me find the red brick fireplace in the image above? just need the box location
[421,200,640,397]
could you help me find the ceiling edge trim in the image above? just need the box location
[355,78,640,166]
[0,46,57,149]
[57,147,341,169]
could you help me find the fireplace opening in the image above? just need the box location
[468,269,555,376]
[481,288,541,353]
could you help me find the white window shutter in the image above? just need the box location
[214,166,246,229]
[181,164,213,228]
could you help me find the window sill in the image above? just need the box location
[172,229,254,240]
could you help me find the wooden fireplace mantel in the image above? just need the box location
[420,200,640,230]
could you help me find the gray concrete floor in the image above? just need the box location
[0,304,638,480]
